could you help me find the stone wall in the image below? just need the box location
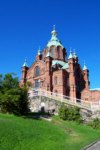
[29,96,61,114]
[29,95,100,121]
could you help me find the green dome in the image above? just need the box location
[47,27,63,48]
[22,58,28,67]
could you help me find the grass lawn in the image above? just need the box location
[0,113,100,150]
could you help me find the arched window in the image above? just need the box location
[35,79,39,88]
[54,76,58,85]
[35,66,40,76]
[65,52,67,61]
[57,47,60,58]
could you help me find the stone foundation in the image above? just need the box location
[29,96,100,122]
[29,96,61,114]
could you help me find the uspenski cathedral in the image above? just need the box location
[20,26,100,102]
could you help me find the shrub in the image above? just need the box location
[59,104,82,123]
[59,104,69,120]
[88,118,100,129]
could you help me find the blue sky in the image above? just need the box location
[0,0,100,88]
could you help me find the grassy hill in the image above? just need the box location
[0,113,100,150]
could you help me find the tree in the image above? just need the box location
[0,73,29,115]
[0,74,3,90]
[2,73,19,90]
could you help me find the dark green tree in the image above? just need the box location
[0,74,3,90]
[0,73,29,115]
[2,73,19,90]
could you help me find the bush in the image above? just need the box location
[88,118,100,129]
[59,104,82,123]
[59,105,69,120]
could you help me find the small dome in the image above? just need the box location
[68,50,73,59]
[83,64,88,70]
[73,50,77,58]
[83,61,88,70]
[38,46,41,55]
[22,58,28,67]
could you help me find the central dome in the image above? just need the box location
[47,26,63,48]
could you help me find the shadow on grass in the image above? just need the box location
[23,110,53,120]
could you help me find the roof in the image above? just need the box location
[22,59,28,67]
[68,50,73,59]
[83,64,88,70]
[47,40,63,47]
[38,46,41,55]
[52,60,69,69]
[46,51,52,57]
[90,88,100,91]
[68,53,73,59]
[73,51,77,58]
[62,63,69,69]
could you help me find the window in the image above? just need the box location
[57,47,60,58]
[35,79,39,88]
[54,76,58,85]
[65,52,67,61]
[35,66,40,76]
[41,81,44,87]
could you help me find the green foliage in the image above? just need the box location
[19,87,29,115]
[59,104,81,123]
[0,73,29,115]
[88,118,100,129]
[58,105,68,120]
[0,74,3,90]
[2,73,19,90]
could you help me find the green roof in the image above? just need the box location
[62,63,69,69]
[52,60,69,69]
[46,51,52,57]
[22,59,28,67]
[83,64,88,70]
[68,51,73,59]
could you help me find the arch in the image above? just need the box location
[54,89,58,96]
[54,76,58,85]
[35,79,39,88]
[63,48,67,61]
[51,46,55,58]
[35,66,40,76]
[41,102,45,112]
[57,46,60,59]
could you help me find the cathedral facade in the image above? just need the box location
[21,27,100,102]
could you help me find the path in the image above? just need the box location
[83,140,100,150]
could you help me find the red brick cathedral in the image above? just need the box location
[21,27,100,102]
